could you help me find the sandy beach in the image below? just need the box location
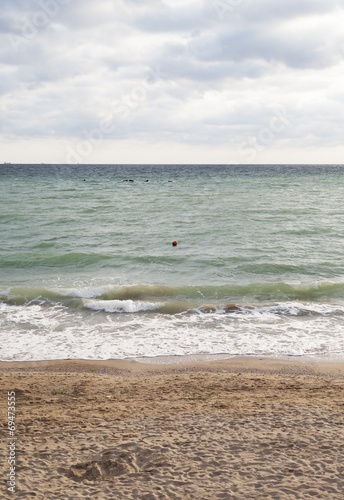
[1,357,344,499]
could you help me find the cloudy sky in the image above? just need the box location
[1,0,344,164]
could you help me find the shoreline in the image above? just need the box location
[1,355,344,377]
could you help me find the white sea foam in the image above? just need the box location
[1,300,344,361]
[57,286,109,299]
[83,299,162,313]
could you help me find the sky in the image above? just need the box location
[1,0,344,164]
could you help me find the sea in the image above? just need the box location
[1,164,344,362]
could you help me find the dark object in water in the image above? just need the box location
[224,304,241,312]
[199,305,217,313]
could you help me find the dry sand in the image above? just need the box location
[1,357,344,499]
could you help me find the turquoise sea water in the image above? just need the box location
[1,164,344,361]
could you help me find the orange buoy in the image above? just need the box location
[172,240,177,247]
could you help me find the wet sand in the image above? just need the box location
[1,357,344,499]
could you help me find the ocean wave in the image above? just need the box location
[1,282,344,316]
[80,299,344,317]
[91,281,344,303]
[0,252,113,269]
[83,299,162,314]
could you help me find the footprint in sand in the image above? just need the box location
[61,442,171,482]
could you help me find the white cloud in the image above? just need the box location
[0,0,344,163]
